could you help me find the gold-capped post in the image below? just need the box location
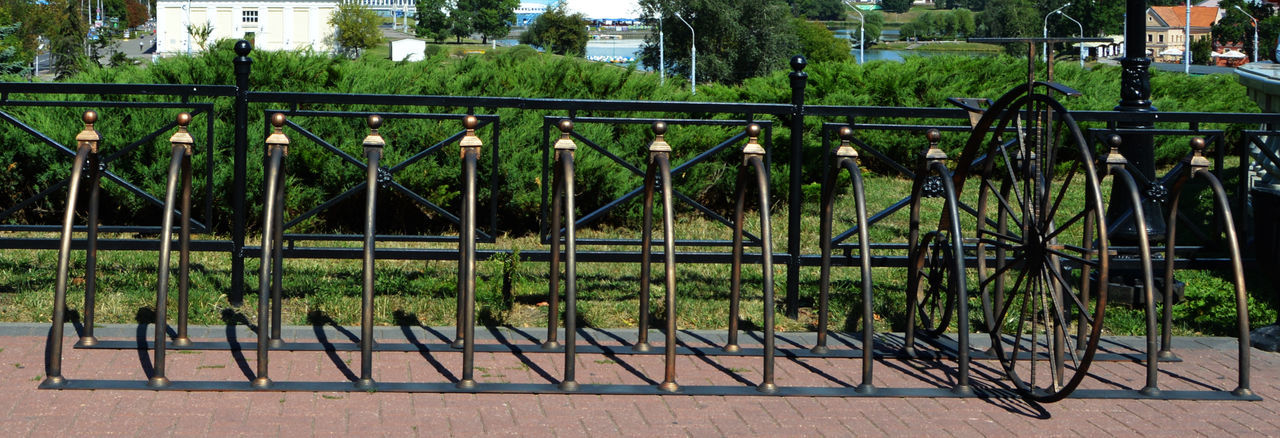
[77,111,100,153]
[923,128,946,161]
[363,115,386,149]
[170,113,194,155]
[1188,137,1210,170]
[742,123,765,158]
[460,115,482,152]
[835,126,858,159]
[648,121,671,153]
[1106,134,1127,166]
[265,113,290,155]
[554,119,577,151]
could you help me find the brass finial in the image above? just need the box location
[742,124,765,157]
[265,113,290,155]
[169,112,194,155]
[1188,137,1210,170]
[648,121,671,153]
[459,115,482,153]
[924,129,946,161]
[1105,134,1127,166]
[76,111,100,154]
[553,119,577,151]
[835,126,858,159]
[363,115,386,149]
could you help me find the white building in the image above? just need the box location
[156,0,338,55]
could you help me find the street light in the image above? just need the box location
[1185,1,1191,74]
[1043,2,1071,63]
[659,14,664,85]
[844,1,865,64]
[1235,5,1259,63]
[1060,10,1083,68]
[674,12,695,95]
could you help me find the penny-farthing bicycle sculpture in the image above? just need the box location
[908,37,1117,402]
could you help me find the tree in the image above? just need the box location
[125,1,149,29]
[1190,33,1213,65]
[880,0,912,14]
[50,0,86,78]
[186,22,212,52]
[638,0,798,85]
[519,3,588,55]
[1062,0,1123,38]
[789,0,844,20]
[793,18,849,63]
[846,10,884,47]
[329,0,384,59]
[0,21,30,76]
[450,7,473,43]
[1214,0,1276,62]
[976,0,1036,38]
[463,0,518,44]
[415,0,450,43]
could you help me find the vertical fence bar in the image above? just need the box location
[41,111,98,389]
[253,113,289,389]
[357,115,385,390]
[458,115,482,389]
[79,137,102,347]
[151,113,194,388]
[785,56,807,319]
[175,130,193,347]
[231,40,252,306]
[552,120,580,391]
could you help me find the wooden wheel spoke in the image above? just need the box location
[1041,269,1082,371]
[995,267,1031,336]
[976,228,1023,245]
[1042,209,1088,243]
[979,253,1024,291]
[975,237,1019,251]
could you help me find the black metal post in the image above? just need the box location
[1112,0,1167,243]
[785,56,807,318]
[357,115,384,390]
[231,40,252,306]
[551,119,579,391]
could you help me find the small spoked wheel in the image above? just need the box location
[909,230,958,338]
[973,92,1109,403]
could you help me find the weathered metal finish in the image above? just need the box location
[150,113,197,388]
[816,126,876,392]
[78,118,104,348]
[1163,137,1252,397]
[728,124,778,393]
[357,115,384,390]
[42,111,100,389]
[1105,146,1160,396]
[547,119,580,390]
[457,115,482,389]
[254,113,290,388]
[638,121,677,371]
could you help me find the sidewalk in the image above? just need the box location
[2,323,1279,436]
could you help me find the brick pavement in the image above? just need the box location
[2,323,1280,437]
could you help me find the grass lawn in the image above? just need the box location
[2,169,1271,338]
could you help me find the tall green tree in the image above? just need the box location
[328,0,384,59]
[638,0,798,85]
[51,0,86,78]
[518,3,588,55]
[415,0,450,43]
[1214,0,1276,62]
[879,0,912,14]
[976,0,1036,38]
[789,0,844,20]
[792,18,849,63]
[450,7,474,43]
[0,21,30,76]
[463,0,518,44]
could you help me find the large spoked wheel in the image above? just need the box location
[973,92,1109,403]
[909,230,958,338]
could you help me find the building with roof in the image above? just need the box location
[155,0,338,55]
[1145,5,1218,60]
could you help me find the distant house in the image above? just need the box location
[1145,6,1218,62]
[156,0,338,55]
